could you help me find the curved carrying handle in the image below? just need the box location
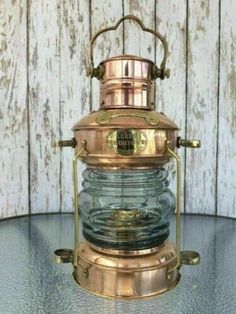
[87,15,170,80]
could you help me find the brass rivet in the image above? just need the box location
[83,270,89,279]
[167,272,172,280]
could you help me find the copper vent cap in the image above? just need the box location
[99,55,154,110]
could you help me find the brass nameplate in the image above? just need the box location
[107,129,147,155]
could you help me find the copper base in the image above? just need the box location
[74,241,180,299]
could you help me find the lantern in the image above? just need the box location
[54,15,201,299]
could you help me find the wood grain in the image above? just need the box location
[0,0,28,218]
[218,0,236,217]
[28,0,60,213]
[123,0,155,59]
[155,1,187,212]
[90,0,123,111]
[60,0,90,212]
[185,0,219,215]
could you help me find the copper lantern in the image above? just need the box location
[54,15,201,299]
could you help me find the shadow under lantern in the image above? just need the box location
[54,15,201,299]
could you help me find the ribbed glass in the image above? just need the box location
[79,168,175,250]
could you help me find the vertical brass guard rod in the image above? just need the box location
[166,143,181,270]
[72,140,87,268]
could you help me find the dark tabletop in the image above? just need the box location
[0,213,235,314]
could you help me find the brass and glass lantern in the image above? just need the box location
[54,15,201,299]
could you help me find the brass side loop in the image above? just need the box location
[88,15,169,80]
[54,249,73,264]
[181,250,200,266]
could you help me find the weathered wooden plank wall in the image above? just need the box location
[91,0,123,111]
[186,0,219,215]
[218,0,236,217]
[155,0,187,212]
[28,0,61,213]
[60,0,90,212]
[0,0,28,217]
[1,0,236,219]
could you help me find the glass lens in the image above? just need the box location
[79,168,175,250]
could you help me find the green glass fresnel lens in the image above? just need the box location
[80,168,175,250]
[53,15,201,299]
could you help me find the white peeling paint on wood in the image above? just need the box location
[218,0,236,218]
[155,1,187,212]
[90,0,124,111]
[123,0,155,59]
[28,0,60,213]
[60,0,90,213]
[0,0,28,218]
[185,0,219,214]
